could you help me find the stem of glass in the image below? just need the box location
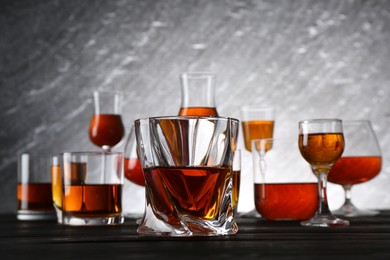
[339,184,356,214]
[317,172,332,215]
[102,146,111,152]
[343,185,353,206]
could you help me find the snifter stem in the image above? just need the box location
[344,185,353,207]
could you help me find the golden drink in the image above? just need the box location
[242,120,274,151]
[299,133,344,174]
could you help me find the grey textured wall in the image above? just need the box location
[1,0,390,214]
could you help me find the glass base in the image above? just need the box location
[123,212,143,224]
[63,215,124,226]
[301,214,349,227]
[332,203,379,217]
[137,204,238,237]
[17,210,56,221]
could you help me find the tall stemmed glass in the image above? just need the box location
[328,120,382,217]
[298,119,349,227]
[88,91,125,152]
[240,106,275,217]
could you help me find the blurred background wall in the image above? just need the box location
[1,0,389,214]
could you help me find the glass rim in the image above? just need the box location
[93,90,123,96]
[180,71,216,79]
[299,118,342,124]
[60,151,123,156]
[134,116,239,124]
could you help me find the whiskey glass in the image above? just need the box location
[122,125,145,219]
[298,119,349,227]
[88,91,125,152]
[17,153,56,221]
[328,120,382,217]
[61,151,124,225]
[178,72,218,116]
[134,116,239,236]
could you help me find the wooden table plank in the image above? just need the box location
[1,211,390,259]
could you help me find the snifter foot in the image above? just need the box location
[301,214,349,227]
[333,202,379,217]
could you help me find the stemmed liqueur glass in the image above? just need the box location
[240,106,275,217]
[88,91,125,152]
[298,119,349,227]
[328,120,382,217]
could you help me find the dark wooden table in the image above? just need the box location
[1,211,390,259]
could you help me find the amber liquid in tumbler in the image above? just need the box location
[63,184,122,217]
[298,133,344,174]
[17,183,54,211]
[89,114,125,148]
[143,166,230,224]
[242,121,274,151]
[124,157,145,186]
[232,170,240,211]
[51,165,62,209]
[328,156,382,185]
[178,107,218,117]
[254,183,318,220]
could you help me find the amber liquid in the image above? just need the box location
[328,156,382,185]
[254,183,318,220]
[242,120,274,151]
[124,157,145,186]
[63,184,122,217]
[178,107,218,116]
[88,114,125,148]
[232,170,240,210]
[143,166,230,224]
[299,133,344,174]
[17,183,54,211]
[51,165,62,209]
